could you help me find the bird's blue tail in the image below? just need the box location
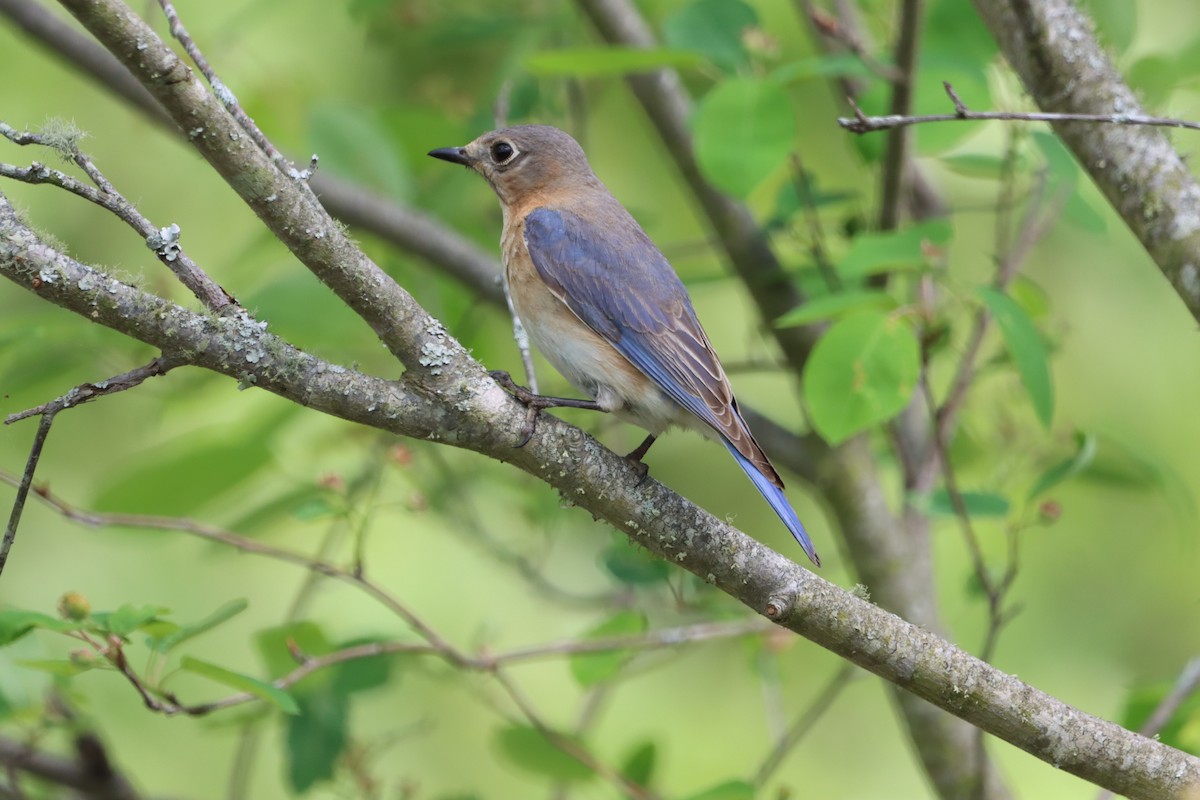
[724,441,820,567]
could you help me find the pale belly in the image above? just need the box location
[506,258,689,437]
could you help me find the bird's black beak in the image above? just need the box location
[428,146,473,166]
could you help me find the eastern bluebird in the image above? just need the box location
[430,125,820,566]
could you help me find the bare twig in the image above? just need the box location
[0,412,54,579]
[799,1,900,82]
[0,467,773,670]
[921,168,1065,491]
[786,153,841,292]
[877,0,925,232]
[490,669,658,799]
[4,355,177,426]
[155,0,276,165]
[973,0,1200,323]
[841,81,1200,135]
[0,122,232,311]
[754,663,856,787]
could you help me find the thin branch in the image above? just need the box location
[920,167,1063,491]
[4,355,177,426]
[840,82,1200,134]
[0,412,53,579]
[0,466,773,675]
[754,663,856,787]
[877,0,925,232]
[799,1,900,82]
[490,669,658,800]
[155,0,281,169]
[0,122,232,311]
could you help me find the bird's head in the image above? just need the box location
[428,125,596,205]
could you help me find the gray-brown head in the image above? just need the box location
[428,125,599,206]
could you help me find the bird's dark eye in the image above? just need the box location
[490,141,516,164]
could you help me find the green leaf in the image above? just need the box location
[93,604,170,638]
[286,690,349,792]
[977,287,1054,428]
[494,725,596,782]
[1029,433,1097,499]
[148,598,248,653]
[310,104,410,201]
[663,0,757,72]
[927,490,1011,518]
[683,780,756,800]
[568,611,648,687]
[775,290,898,328]
[620,741,657,787]
[693,78,795,198]
[837,220,953,280]
[257,622,332,680]
[0,610,79,646]
[181,657,299,715]
[524,47,703,77]
[802,311,920,444]
[602,538,670,584]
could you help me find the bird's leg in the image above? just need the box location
[623,434,657,485]
[489,370,606,447]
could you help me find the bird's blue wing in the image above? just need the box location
[523,205,739,442]
[523,206,819,565]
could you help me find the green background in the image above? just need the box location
[1,0,1199,797]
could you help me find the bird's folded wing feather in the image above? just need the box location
[523,206,783,488]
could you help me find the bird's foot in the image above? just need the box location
[624,434,657,486]
[489,370,606,448]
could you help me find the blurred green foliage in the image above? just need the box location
[1,0,1199,798]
